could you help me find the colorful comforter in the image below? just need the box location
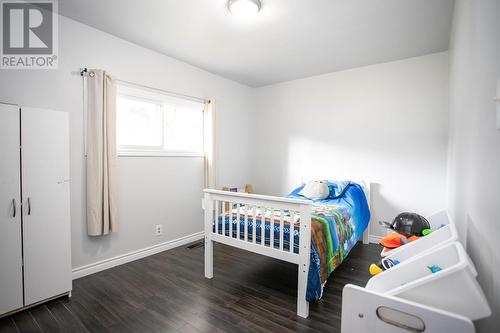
[213,181,370,302]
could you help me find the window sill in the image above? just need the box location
[118,151,205,158]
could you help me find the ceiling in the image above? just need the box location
[59,0,455,87]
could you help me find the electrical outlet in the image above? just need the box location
[155,224,163,236]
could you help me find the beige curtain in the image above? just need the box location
[204,99,216,189]
[86,69,119,236]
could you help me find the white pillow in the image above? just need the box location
[299,181,329,200]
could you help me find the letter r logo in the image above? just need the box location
[2,1,53,54]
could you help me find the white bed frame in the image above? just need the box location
[203,182,371,318]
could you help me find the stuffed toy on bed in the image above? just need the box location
[298,181,330,200]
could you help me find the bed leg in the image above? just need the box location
[203,193,214,279]
[297,262,309,318]
[297,203,311,318]
[204,236,213,279]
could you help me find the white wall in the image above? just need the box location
[252,52,450,237]
[0,16,254,269]
[447,0,500,331]
[0,11,468,296]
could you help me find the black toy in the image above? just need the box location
[379,212,430,237]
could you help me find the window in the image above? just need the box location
[117,96,163,149]
[116,84,205,156]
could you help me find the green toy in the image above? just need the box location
[422,228,432,236]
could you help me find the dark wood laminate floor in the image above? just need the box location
[0,241,381,333]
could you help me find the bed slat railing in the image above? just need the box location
[236,203,241,240]
[244,206,248,241]
[290,211,295,253]
[214,200,219,234]
[203,189,312,318]
[252,206,257,244]
[261,207,266,246]
[221,202,226,236]
[270,212,275,248]
[204,191,310,259]
[229,202,233,237]
[280,210,284,251]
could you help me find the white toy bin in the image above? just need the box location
[366,242,491,321]
[381,210,458,258]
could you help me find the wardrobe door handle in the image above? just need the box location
[27,197,31,215]
[12,198,16,218]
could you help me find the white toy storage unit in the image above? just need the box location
[341,211,491,333]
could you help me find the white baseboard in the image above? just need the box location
[369,235,382,244]
[72,231,204,280]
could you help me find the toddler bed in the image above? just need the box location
[203,181,371,318]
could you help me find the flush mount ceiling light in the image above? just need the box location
[227,0,262,18]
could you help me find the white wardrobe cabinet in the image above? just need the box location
[0,103,72,317]
[0,103,23,315]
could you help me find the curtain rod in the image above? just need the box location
[80,68,209,104]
